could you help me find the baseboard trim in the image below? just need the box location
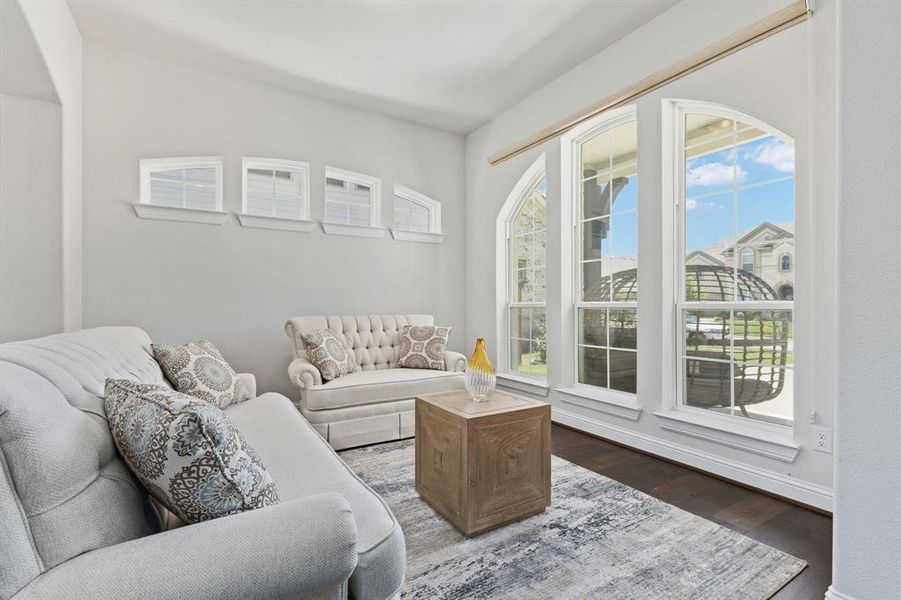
[825,585,855,600]
[552,406,833,512]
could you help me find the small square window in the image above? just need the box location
[322,167,384,238]
[242,158,311,221]
[136,157,226,224]
[139,157,223,211]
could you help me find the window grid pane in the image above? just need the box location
[577,118,638,394]
[246,167,303,219]
[393,196,432,233]
[325,177,373,226]
[148,166,217,210]
[509,307,546,376]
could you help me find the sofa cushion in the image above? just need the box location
[396,325,451,370]
[0,327,164,582]
[226,393,405,600]
[104,379,279,524]
[152,340,242,409]
[301,329,357,382]
[304,367,464,411]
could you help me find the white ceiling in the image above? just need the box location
[68,0,675,133]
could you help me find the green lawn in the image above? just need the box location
[513,352,547,376]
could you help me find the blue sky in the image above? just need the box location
[684,134,795,253]
[582,133,794,259]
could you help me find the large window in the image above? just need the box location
[573,112,638,394]
[502,160,547,378]
[676,102,795,426]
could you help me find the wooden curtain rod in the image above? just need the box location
[487,0,812,166]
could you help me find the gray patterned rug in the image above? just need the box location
[340,439,806,600]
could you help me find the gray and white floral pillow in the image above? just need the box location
[152,340,242,409]
[104,379,279,524]
[396,325,451,370]
[301,329,356,382]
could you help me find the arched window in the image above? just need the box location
[675,100,795,426]
[497,155,546,378]
[780,253,792,271]
[741,248,755,273]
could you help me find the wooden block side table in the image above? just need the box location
[415,390,551,536]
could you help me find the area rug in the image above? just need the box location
[340,439,806,600]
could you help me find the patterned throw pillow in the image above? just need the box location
[396,325,451,370]
[152,340,241,409]
[301,329,356,382]
[104,379,278,524]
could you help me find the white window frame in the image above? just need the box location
[495,153,549,393]
[321,166,385,238]
[238,157,314,232]
[390,184,443,243]
[658,98,799,461]
[135,156,226,225]
[559,105,640,412]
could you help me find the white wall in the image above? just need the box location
[830,1,901,598]
[465,0,837,508]
[82,43,466,398]
[0,94,63,342]
[17,0,82,332]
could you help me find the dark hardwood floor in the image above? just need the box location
[551,424,832,600]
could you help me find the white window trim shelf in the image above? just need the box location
[390,229,445,243]
[653,409,800,463]
[321,222,386,238]
[497,372,549,397]
[556,386,642,421]
[133,203,228,225]
[237,213,315,232]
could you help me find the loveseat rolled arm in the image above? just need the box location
[289,357,323,390]
[444,351,466,372]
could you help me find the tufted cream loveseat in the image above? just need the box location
[285,314,466,450]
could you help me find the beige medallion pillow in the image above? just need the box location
[152,340,242,409]
[301,329,356,382]
[396,325,451,370]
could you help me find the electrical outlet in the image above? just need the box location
[812,425,833,453]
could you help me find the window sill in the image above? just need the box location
[237,213,315,232]
[497,372,549,397]
[653,409,800,463]
[133,203,228,225]
[390,229,445,243]
[556,386,642,421]
[321,222,386,238]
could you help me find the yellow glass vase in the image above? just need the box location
[464,338,496,402]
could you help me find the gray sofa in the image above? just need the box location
[0,326,405,600]
[285,315,466,450]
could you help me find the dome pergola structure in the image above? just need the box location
[584,265,790,415]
